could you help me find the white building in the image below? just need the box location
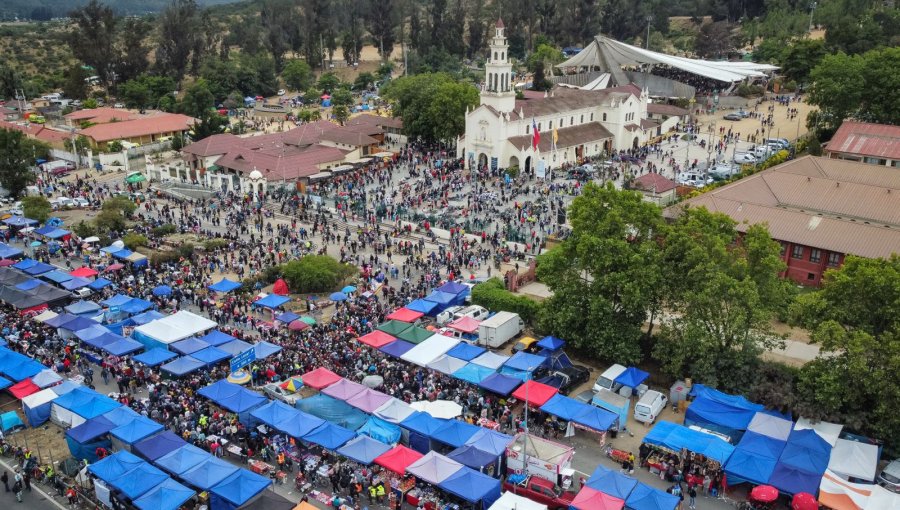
[458,20,659,174]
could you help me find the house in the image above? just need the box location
[64,107,136,127]
[824,121,900,168]
[76,113,195,150]
[665,156,900,286]
[0,120,73,149]
[646,103,689,133]
[629,172,678,206]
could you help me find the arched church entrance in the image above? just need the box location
[478,153,488,170]
[524,156,532,174]
[508,155,520,169]
[632,137,639,150]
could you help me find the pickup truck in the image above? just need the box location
[502,475,576,510]
[537,365,591,395]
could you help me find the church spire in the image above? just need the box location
[480,16,515,112]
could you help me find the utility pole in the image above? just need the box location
[808,2,817,33]
[646,16,652,49]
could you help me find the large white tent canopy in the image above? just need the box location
[401,335,460,367]
[827,439,879,482]
[134,311,218,345]
[557,35,778,83]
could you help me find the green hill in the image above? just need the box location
[0,0,244,20]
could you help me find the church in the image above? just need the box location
[457,19,661,174]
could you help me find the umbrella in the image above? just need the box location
[750,485,779,503]
[410,400,463,419]
[341,285,357,294]
[104,263,124,272]
[83,236,100,243]
[300,316,316,325]
[30,241,42,247]
[0,259,15,267]
[791,493,818,510]
[152,285,172,296]
[330,292,348,301]
[280,376,304,392]
[362,375,384,388]
[288,320,309,331]
[227,371,252,385]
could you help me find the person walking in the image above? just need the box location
[689,485,697,509]
[13,470,23,503]
[1,470,8,492]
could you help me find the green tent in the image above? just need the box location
[376,320,413,336]
[125,172,146,184]
[396,326,432,345]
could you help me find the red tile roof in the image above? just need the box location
[215,144,346,181]
[0,120,72,144]
[632,172,677,193]
[180,133,238,157]
[65,107,137,123]
[79,113,195,143]
[825,121,900,161]
[507,122,612,152]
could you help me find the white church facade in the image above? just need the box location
[458,20,662,174]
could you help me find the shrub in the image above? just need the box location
[102,196,137,218]
[151,224,178,237]
[177,243,196,259]
[122,233,148,249]
[21,196,52,223]
[149,250,182,265]
[281,255,356,294]
[204,238,229,251]
[471,278,540,325]
[505,165,520,178]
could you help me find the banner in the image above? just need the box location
[536,160,546,179]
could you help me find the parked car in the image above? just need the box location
[502,475,576,510]
[593,364,626,394]
[878,459,900,493]
[262,383,301,405]
[277,89,286,96]
[512,336,540,354]
[733,153,757,164]
[51,165,74,176]
[633,390,668,424]
[723,112,743,121]
[537,365,591,395]
[73,197,90,208]
[566,167,595,181]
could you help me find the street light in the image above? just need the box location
[522,365,538,477]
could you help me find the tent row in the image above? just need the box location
[566,463,679,510]
[0,265,72,312]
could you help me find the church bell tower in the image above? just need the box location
[480,18,516,113]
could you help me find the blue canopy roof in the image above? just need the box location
[23,262,54,275]
[777,429,831,474]
[253,341,282,359]
[250,401,303,432]
[88,277,113,290]
[59,316,98,332]
[424,290,457,305]
[152,285,172,296]
[446,343,486,361]
[102,294,133,307]
[615,367,649,389]
[685,385,763,434]
[302,422,356,450]
[537,336,566,351]
[111,416,163,444]
[573,403,619,432]
[275,311,300,323]
[43,312,75,328]
[464,429,513,457]
[65,300,102,315]
[87,450,144,483]
[279,409,328,439]
[134,430,187,461]
[3,358,45,381]
[133,478,195,510]
[253,294,290,309]
[44,228,70,239]
[208,278,242,293]
[400,411,446,437]
[768,462,823,496]
[198,380,266,413]
[625,483,679,510]
[61,277,92,290]
[108,462,169,499]
[192,346,231,365]
[737,431,787,459]
[504,351,549,371]
[447,445,498,468]
[210,469,271,507]
[181,457,239,490]
[436,281,468,295]
[358,416,401,444]
[133,348,178,366]
[438,466,501,506]
[111,248,133,260]
[130,309,164,325]
[66,415,116,443]
[102,406,140,427]
[161,356,205,376]
[431,419,480,448]
[380,339,415,357]
[336,435,392,464]
[0,375,11,391]
[452,363,495,384]
[540,394,585,421]
[479,373,522,395]
[0,243,22,259]
[198,330,237,347]
[102,337,144,356]
[3,216,38,226]
[157,444,212,475]
[42,270,72,283]
[15,279,43,291]
[724,449,779,485]
[586,464,638,499]
[642,421,735,464]
[406,299,440,315]
[218,339,254,357]
[120,298,153,314]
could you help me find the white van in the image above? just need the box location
[436,305,464,326]
[634,390,667,424]
[451,305,488,322]
[592,364,626,394]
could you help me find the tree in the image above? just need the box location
[119,79,152,110]
[353,72,375,91]
[471,278,540,325]
[260,0,298,71]
[331,88,353,107]
[536,183,665,364]
[694,21,736,58]
[0,129,37,198]
[526,44,564,75]
[381,73,479,143]
[117,18,151,83]
[156,0,207,81]
[781,39,827,83]
[317,72,341,93]
[280,255,356,293]
[652,207,791,389]
[21,196,51,223]
[282,60,314,92]
[332,105,350,125]
[180,79,215,118]
[122,233,148,249]
[0,64,23,100]
[364,0,397,60]
[62,65,89,100]
[102,196,138,218]
[790,256,900,448]
[68,0,119,88]
[93,209,127,234]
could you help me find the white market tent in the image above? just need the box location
[795,417,844,447]
[827,439,879,482]
[33,310,58,323]
[747,412,793,441]
[162,310,217,336]
[133,311,217,346]
[426,354,468,375]
[374,398,415,424]
[471,351,510,370]
[401,335,460,367]
[819,469,900,510]
[488,492,548,510]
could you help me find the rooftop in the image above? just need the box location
[512,84,642,118]
[507,122,612,152]
[665,156,900,259]
[631,172,677,193]
[78,113,195,143]
[65,107,138,123]
[0,120,73,144]
[647,103,690,117]
[825,121,900,161]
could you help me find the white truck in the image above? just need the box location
[477,311,524,347]
[506,433,576,488]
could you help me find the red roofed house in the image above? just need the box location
[629,172,678,206]
[0,119,73,149]
[824,121,900,168]
[77,112,195,150]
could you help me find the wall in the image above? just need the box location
[98,151,130,172]
[780,241,844,286]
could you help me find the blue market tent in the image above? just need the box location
[161,356,205,376]
[44,312,76,328]
[42,270,72,284]
[432,419,480,448]
[198,330,237,347]
[208,278,242,293]
[615,367,649,389]
[573,404,618,432]
[24,262,54,275]
[452,363,495,384]
[479,373,522,395]
[250,401,310,436]
[88,278,113,290]
[253,341,282,359]
[400,411,446,454]
[134,430,187,461]
[253,294,290,309]
[102,406,140,427]
[279,410,327,439]
[218,339,254,357]
[44,228,70,239]
[12,258,37,270]
[65,300,101,315]
[209,469,272,510]
[296,394,367,431]
[4,358,44,381]
[424,290,459,306]
[0,243,22,259]
[61,277,92,290]
[438,467,501,509]
[73,324,109,341]
[625,483,679,510]
[379,340,415,358]
[133,348,178,367]
[102,294,133,307]
[192,346,231,365]
[737,431,787,459]
[642,421,735,464]
[586,464,638,500]
[120,298,153,314]
[152,285,172,296]
[0,375,11,391]
[778,429,831,474]
[59,316,98,332]
[540,394,585,421]
[336,435,392,465]
[302,422,356,450]
[15,279,43,291]
[464,429,513,457]
[767,463,823,496]
[684,385,764,442]
[111,416,164,445]
[275,312,300,323]
[108,462,169,499]
[3,216,38,227]
[130,310,165,325]
[500,352,548,381]
[199,381,266,415]
[406,299,440,315]
[181,457,240,491]
[65,416,115,462]
[33,226,55,236]
[447,445,498,469]
[436,281,468,295]
[0,411,24,432]
[157,444,213,475]
[133,478,195,510]
[536,336,566,351]
[358,416,401,444]
[446,343,486,361]
[102,337,144,356]
[724,449,780,485]
[88,450,144,483]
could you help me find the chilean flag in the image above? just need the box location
[532,118,540,150]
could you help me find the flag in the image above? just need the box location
[532,118,540,150]
[552,127,558,151]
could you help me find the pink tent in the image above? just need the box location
[301,368,341,389]
[448,316,480,333]
[272,279,289,296]
[70,267,98,278]
[386,308,424,323]
[322,379,367,401]
[358,330,397,348]
[346,388,393,413]
[571,487,625,510]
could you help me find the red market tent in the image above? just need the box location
[272,279,290,296]
[9,379,40,399]
[448,316,480,334]
[301,367,341,389]
[511,380,559,407]
[375,445,424,475]
[386,308,424,323]
[358,330,397,349]
[70,267,99,278]
[571,486,625,510]
[288,320,309,331]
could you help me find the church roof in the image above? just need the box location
[507,122,612,152]
[496,18,504,28]
[513,85,641,118]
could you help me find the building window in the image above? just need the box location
[791,245,804,259]
[501,51,505,60]
[526,124,529,134]
[807,273,816,281]
[780,243,786,256]
[602,113,607,121]
[494,51,497,61]
[570,117,574,125]
[538,123,541,131]
[580,115,584,123]
[549,121,553,129]
[827,252,841,267]
[590,113,594,121]
[809,248,821,263]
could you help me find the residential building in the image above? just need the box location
[629,172,678,206]
[824,121,900,168]
[0,119,73,149]
[665,156,900,286]
[76,112,195,150]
